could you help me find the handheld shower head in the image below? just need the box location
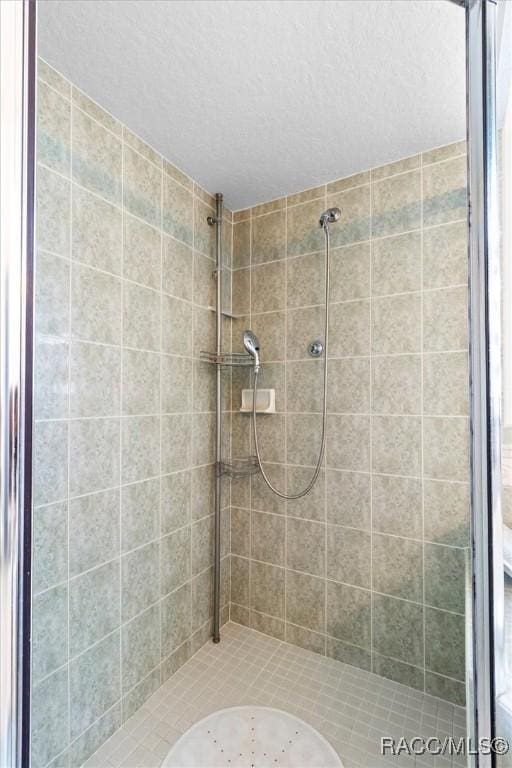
[243,330,261,372]
[319,207,341,229]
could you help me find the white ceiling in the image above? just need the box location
[38,0,466,210]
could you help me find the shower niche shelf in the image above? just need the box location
[240,388,276,414]
[220,456,259,478]
[200,350,253,367]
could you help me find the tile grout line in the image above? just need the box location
[189,147,195,665]
[158,134,164,689]
[283,190,288,642]
[369,162,374,675]
[323,185,328,656]
[119,91,126,728]
[66,75,74,758]
[421,145,427,697]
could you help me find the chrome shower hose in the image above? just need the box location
[251,224,331,499]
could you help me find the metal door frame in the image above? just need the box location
[0,1,36,766]
[466,0,505,765]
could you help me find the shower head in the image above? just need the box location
[243,330,261,372]
[319,207,341,229]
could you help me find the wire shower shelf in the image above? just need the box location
[219,457,259,478]
[200,351,254,367]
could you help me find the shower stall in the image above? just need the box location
[1,1,510,767]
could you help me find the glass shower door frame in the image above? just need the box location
[0,0,36,766]
[466,0,505,765]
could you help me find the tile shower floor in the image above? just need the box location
[85,623,466,768]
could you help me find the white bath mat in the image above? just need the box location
[162,705,343,767]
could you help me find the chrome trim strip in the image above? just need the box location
[466,0,501,763]
[0,1,36,765]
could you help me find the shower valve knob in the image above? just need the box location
[308,340,324,358]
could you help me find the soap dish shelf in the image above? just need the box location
[220,457,259,478]
[200,350,254,367]
[240,388,276,414]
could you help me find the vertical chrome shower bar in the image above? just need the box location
[213,193,223,643]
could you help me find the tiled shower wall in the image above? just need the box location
[228,141,470,706]
[32,59,232,768]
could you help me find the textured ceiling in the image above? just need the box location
[38,0,465,210]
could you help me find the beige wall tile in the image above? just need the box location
[233,220,251,268]
[423,220,467,289]
[286,200,324,257]
[423,352,468,416]
[72,107,122,205]
[372,475,422,539]
[372,594,423,667]
[286,570,325,632]
[252,210,286,263]
[328,357,371,414]
[70,341,121,417]
[422,141,466,166]
[326,470,371,530]
[123,144,161,228]
[327,526,371,588]
[74,87,121,136]
[371,170,421,237]
[123,214,161,289]
[38,80,71,175]
[251,261,286,313]
[162,175,193,246]
[372,415,421,476]
[371,231,421,296]
[327,415,370,471]
[423,417,469,482]
[423,286,468,352]
[326,184,371,248]
[123,282,161,352]
[286,413,323,466]
[73,186,122,274]
[38,59,70,97]
[287,360,324,413]
[162,235,193,301]
[287,467,325,521]
[287,252,325,308]
[71,264,121,345]
[326,582,371,649]
[287,518,325,576]
[423,480,470,547]
[424,543,466,614]
[287,185,325,207]
[329,242,370,303]
[251,511,285,566]
[194,197,216,259]
[250,561,285,618]
[371,293,421,354]
[372,354,421,414]
[423,155,467,227]
[287,305,325,360]
[328,300,371,358]
[327,170,370,195]
[37,167,70,256]
[251,311,286,362]
[252,464,286,515]
[372,154,421,182]
[372,534,423,602]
